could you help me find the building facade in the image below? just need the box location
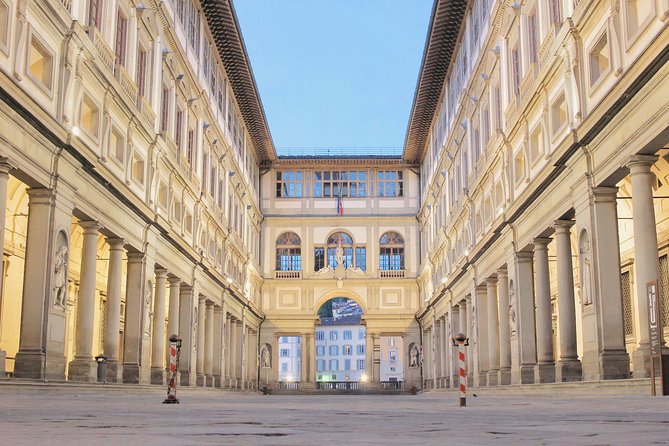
[0,0,667,393]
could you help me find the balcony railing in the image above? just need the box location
[538,27,556,70]
[115,64,138,104]
[380,380,403,390]
[316,381,360,390]
[379,269,405,278]
[275,270,302,279]
[138,95,156,126]
[85,26,114,73]
[278,381,299,390]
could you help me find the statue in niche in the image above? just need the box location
[335,241,344,267]
[260,345,271,368]
[409,344,419,368]
[53,244,68,308]
[508,282,517,336]
[144,280,153,336]
[580,239,593,306]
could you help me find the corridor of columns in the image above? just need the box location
[0,167,258,390]
[418,150,669,389]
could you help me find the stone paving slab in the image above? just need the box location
[0,389,668,445]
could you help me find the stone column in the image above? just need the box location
[497,269,512,385]
[373,334,381,383]
[226,315,235,387]
[204,301,214,387]
[554,220,582,382]
[0,159,11,372]
[228,318,238,387]
[533,238,555,383]
[213,305,224,387]
[239,320,246,388]
[628,156,660,377]
[440,315,448,387]
[150,269,168,385]
[165,277,181,372]
[307,333,315,385]
[103,238,124,383]
[177,284,196,386]
[431,319,438,387]
[68,221,100,382]
[300,332,308,383]
[196,296,206,386]
[486,277,500,386]
[122,252,147,384]
[14,189,64,380]
[465,296,474,387]
[474,285,489,387]
[589,187,630,379]
[365,331,374,383]
[513,251,538,384]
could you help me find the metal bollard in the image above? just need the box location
[94,355,108,384]
[452,333,469,407]
[163,334,182,404]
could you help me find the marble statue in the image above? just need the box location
[53,245,68,307]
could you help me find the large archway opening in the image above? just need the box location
[315,297,365,389]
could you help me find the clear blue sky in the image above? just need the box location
[233,0,433,155]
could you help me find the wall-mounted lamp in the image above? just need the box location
[228,171,236,177]
[203,122,211,130]
[175,74,185,81]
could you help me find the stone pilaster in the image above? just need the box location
[512,251,537,384]
[0,159,11,374]
[68,221,101,382]
[474,285,488,387]
[204,301,214,387]
[122,252,148,384]
[554,220,582,382]
[213,305,224,387]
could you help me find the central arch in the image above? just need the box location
[313,289,367,317]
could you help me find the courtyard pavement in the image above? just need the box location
[0,387,668,445]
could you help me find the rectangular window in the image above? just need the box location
[344,359,351,371]
[110,127,124,163]
[280,349,289,357]
[314,247,324,271]
[355,247,366,271]
[329,331,338,341]
[550,0,562,27]
[276,171,303,198]
[357,359,365,371]
[343,330,352,340]
[28,35,54,92]
[160,87,170,133]
[329,360,338,371]
[137,47,147,98]
[316,345,325,356]
[357,345,365,355]
[313,170,367,198]
[281,363,288,372]
[343,345,352,356]
[276,247,301,271]
[329,345,339,356]
[377,171,403,197]
[115,9,127,66]
[528,12,538,64]
[494,86,502,129]
[359,328,365,340]
[511,46,520,96]
[317,331,324,341]
[187,129,195,165]
[317,360,325,372]
[380,247,405,270]
[88,0,102,28]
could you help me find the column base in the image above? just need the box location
[179,370,194,387]
[519,364,536,384]
[487,369,499,386]
[534,362,555,383]
[13,349,46,380]
[45,355,67,381]
[205,374,214,387]
[600,350,631,380]
[196,373,206,386]
[556,359,582,382]
[68,357,97,382]
[105,360,121,383]
[213,375,222,388]
[632,346,651,378]
[499,368,512,385]
[122,363,141,384]
[477,371,487,387]
[150,367,166,385]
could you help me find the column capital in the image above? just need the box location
[590,186,618,203]
[496,268,508,279]
[168,276,182,286]
[486,276,498,286]
[198,295,207,304]
[106,237,125,249]
[214,305,223,314]
[553,219,575,232]
[475,284,487,294]
[179,284,194,295]
[0,157,14,176]
[205,300,215,308]
[155,268,169,279]
[26,187,54,204]
[533,237,552,249]
[127,251,145,263]
[626,154,658,173]
[79,220,101,234]
[515,250,534,262]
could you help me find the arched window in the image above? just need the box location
[379,232,405,270]
[327,232,353,268]
[276,232,301,271]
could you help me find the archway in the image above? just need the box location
[314,297,366,389]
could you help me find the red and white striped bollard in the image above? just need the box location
[452,333,469,407]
